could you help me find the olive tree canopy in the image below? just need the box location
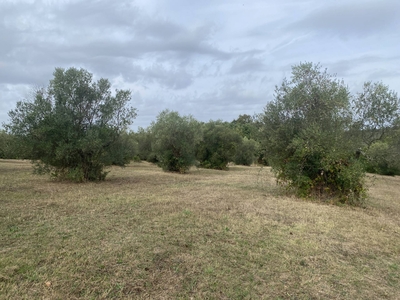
[151,110,202,173]
[261,62,365,204]
[5,67,137,181]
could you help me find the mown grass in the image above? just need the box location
[1,160,399,299]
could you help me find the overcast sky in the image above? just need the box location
[1,0,399,130]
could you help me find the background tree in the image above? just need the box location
[230,114,260,140]
[230,114,267,165]
[134,127,157,162]
[364,138,400,176]
[110,130,138,165]
[5,67,137,181]
[196,121,242,170]
[261,62,365,204]
[353,81,399,148]
[0,130,19,159]
[234,137,259,166]
[151,110,202,173]
[352,81,400,175]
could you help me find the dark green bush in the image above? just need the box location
[197,121,242,170]
[134,127,155,162]
[234,138,259,166]
[364,141,400,176]
[151,110,202,173]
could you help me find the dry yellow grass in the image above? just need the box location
[1,159,399,299]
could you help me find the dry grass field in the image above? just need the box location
[1,159,399,299]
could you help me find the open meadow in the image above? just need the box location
[1,160,399,299]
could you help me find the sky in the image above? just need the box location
[1,0,399,130]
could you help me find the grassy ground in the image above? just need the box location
[0,160,399,299]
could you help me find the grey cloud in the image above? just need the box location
[188,77,267,118]
[1,0,398,130]
[151,23,231,60]
[82,60,193,90]
[1,3,229,52]
[327,55,400,76]
[56,0,140,30]
[0,0,231,95]
[141,64,193,89]
[0,62,51,86]
[327,56,379,76]
[246,19,284,38]
[229,57,268,74]
[134,18,182,39]
[288,0,400,38]
[65,30,229,62]
[0,26,18,57]
[367,69,400,81]
[82,57,142,81]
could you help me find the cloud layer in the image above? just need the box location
[1,0,399,129]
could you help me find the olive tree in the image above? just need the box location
[5,67,137,181]
[353,81,399,147]
[151,110,202,173]
[352,81,400,175]
[261,62,365,204]
[196,121,242,170]
[230,114,261,141]
[0,130,18,159]
[234,137,259,166]
[134,127,157,162]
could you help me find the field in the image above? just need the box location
[1,160,399,299]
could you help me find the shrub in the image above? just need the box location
[197,121,242,170]
[134,127,156,162]
[261,62,366,205]
[234,138,259,166]
[364,141,400,176]
[151,110,202,173]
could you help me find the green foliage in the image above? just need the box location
[5,67,137,181]
[262,62,366,205]
[364,140,400,176]
[197,121,242,170]
[353,81,399,147]
[134,127,157,162]
[230,114,261,140]
[110,131,138,165]
[0,130,18,159]
[234,137,259,166]
[231,114,266,165]
[352,81,400,176]
[151,110,202,173]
